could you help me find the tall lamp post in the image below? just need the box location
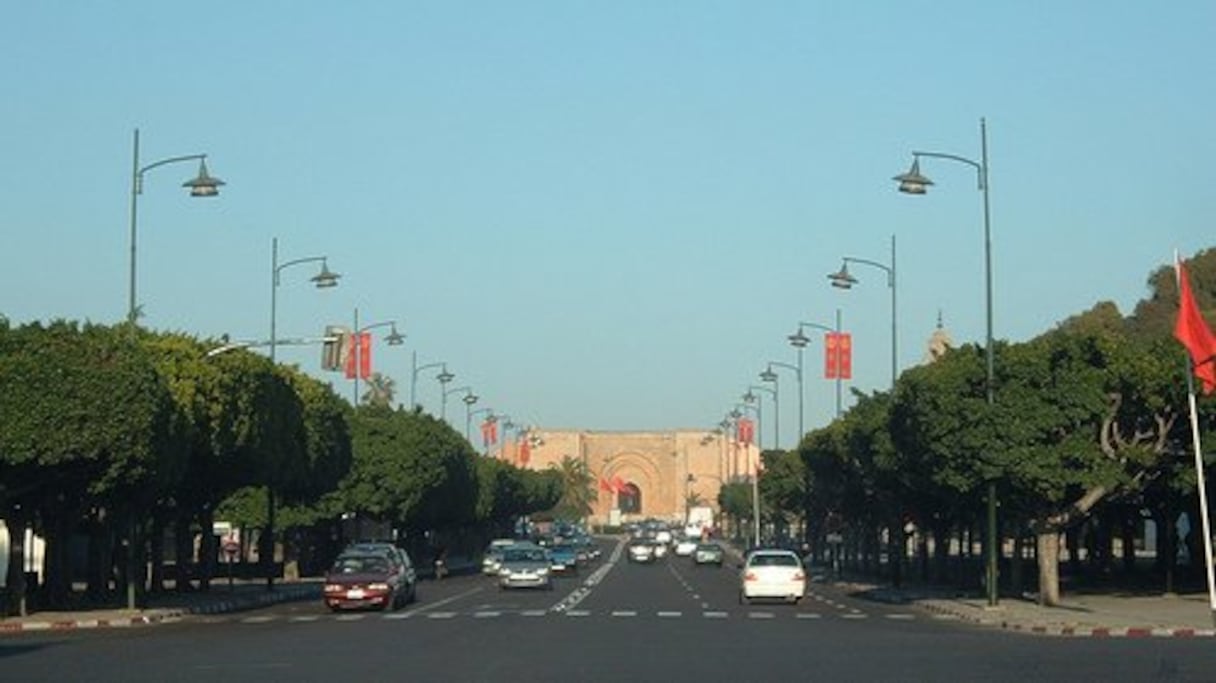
[829,234,898,389]
[350,308,406,405]
[267,238,339,591]
[128,128,224,327]
[410,353,452,411]
[761,361,800,448]
[794,313,843,418]
[443,385,476,422]
[731,405,762,548]
[743,386,775,451]
[895,117,996,606]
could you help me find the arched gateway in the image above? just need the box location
[507,430,759,527]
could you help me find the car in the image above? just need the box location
[324,553,409,611]
[482,538,519,576]
[693,542,724,567]
[627,539,656,563]
[739,549,806,605]
[674,536,698,557]
[548,544,580,575]
[340,542,417,602]
[498,545,553,590]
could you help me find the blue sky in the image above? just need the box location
[3,2,1213,443]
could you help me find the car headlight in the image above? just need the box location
[499,568,511,576]
[324,584,343,593]
[537,568,550,575]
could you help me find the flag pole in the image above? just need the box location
[1176,252,1216,626]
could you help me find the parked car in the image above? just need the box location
[498,545,553,590]
[324,552,410,611]
[693,542,724,567]
[739,549,805,605]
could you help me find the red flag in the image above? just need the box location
[825,332,839,379]
[838,333,853,380]
[358,333,371,379]
[519,438,531,465]
[736,417,755,445]
[1175,260,1216,394]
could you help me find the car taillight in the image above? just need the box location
[744,572,757,582]
[324,584,343,593]
[368,582,390,591]
[793,572,805,581]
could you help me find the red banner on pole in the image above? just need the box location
[825,332,839,379]
[519,438,531,466]
[736,417,755,445]
[838,333,852,380]
[481,419,498,447]
[358,333,371,379]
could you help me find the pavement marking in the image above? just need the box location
[241,615,276,624]
[335,614,366,622]
[796,613,823,619]
[520,610,548,617]
[932,614,961,620]
[886,614,915,620]
[473,611,501,619]
[382,612,413,620]
[401,585,485,617]
[565,610,591,617]
[703,611,729,619]
[289,616,320,623]
[657,611,682,618]
[611,610,637,617]
[842,613,869,619]
[748,612,775,619]
[427,612,457,619]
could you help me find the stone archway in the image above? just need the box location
[618,483,642,514]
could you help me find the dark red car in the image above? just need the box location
[323,552,407,611]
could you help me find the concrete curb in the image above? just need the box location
[0,584,320,635]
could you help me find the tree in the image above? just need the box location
[548,455,594,521]
[361,372,396,408]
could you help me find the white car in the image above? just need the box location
[739,549,805,604]
[674,537,698,557]
[627,540,656,563]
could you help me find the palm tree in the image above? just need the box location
[549,455,594,521]
[362,372,396,407]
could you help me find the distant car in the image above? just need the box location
[693,542,724,567]
[498,546,553,590]
[674,537,698,557]
[324,553,409,611]
[739,549,805,605]
[548,544,580,575]
[482,539,519,576]
[627,539,656,563]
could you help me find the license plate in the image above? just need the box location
[347,589,365,599]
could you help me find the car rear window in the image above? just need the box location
[749,553,799,568]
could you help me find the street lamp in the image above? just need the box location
[468,407,493,447]
[830,235,898,390]
[730,404,762,548]
[744,385,777,450]
[794,313,844,418]
[350,308,406,405]
[895,117,996,606]
[761,361,800,448]
[128,128,224,328]
[265,237,338,591]
[442,385,476,422]
[409,353,452,412]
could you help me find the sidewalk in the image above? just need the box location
[837,579,1216,638]
[0,580,321,635]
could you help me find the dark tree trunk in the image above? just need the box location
[5,507,29,617]
[85,507,109,601]
[148,512,166,594]
[1121,512,1137,575]
[199,508,216,591]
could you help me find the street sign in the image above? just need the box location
[212,521,232,537]
[222,540,239,557]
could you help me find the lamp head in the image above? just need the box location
[463,392,479,406]
[182,158,224,197]
[788,328,810,348]
[828,264,857,289]
[743,390,756,403]
[894,158,933,195]
[729,408,742,419]
[311,261,341,288]
[759,366,778,383]
[437,367,455,384]
[384,325,406,346]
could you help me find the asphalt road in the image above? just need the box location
[3,538,1215,682]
